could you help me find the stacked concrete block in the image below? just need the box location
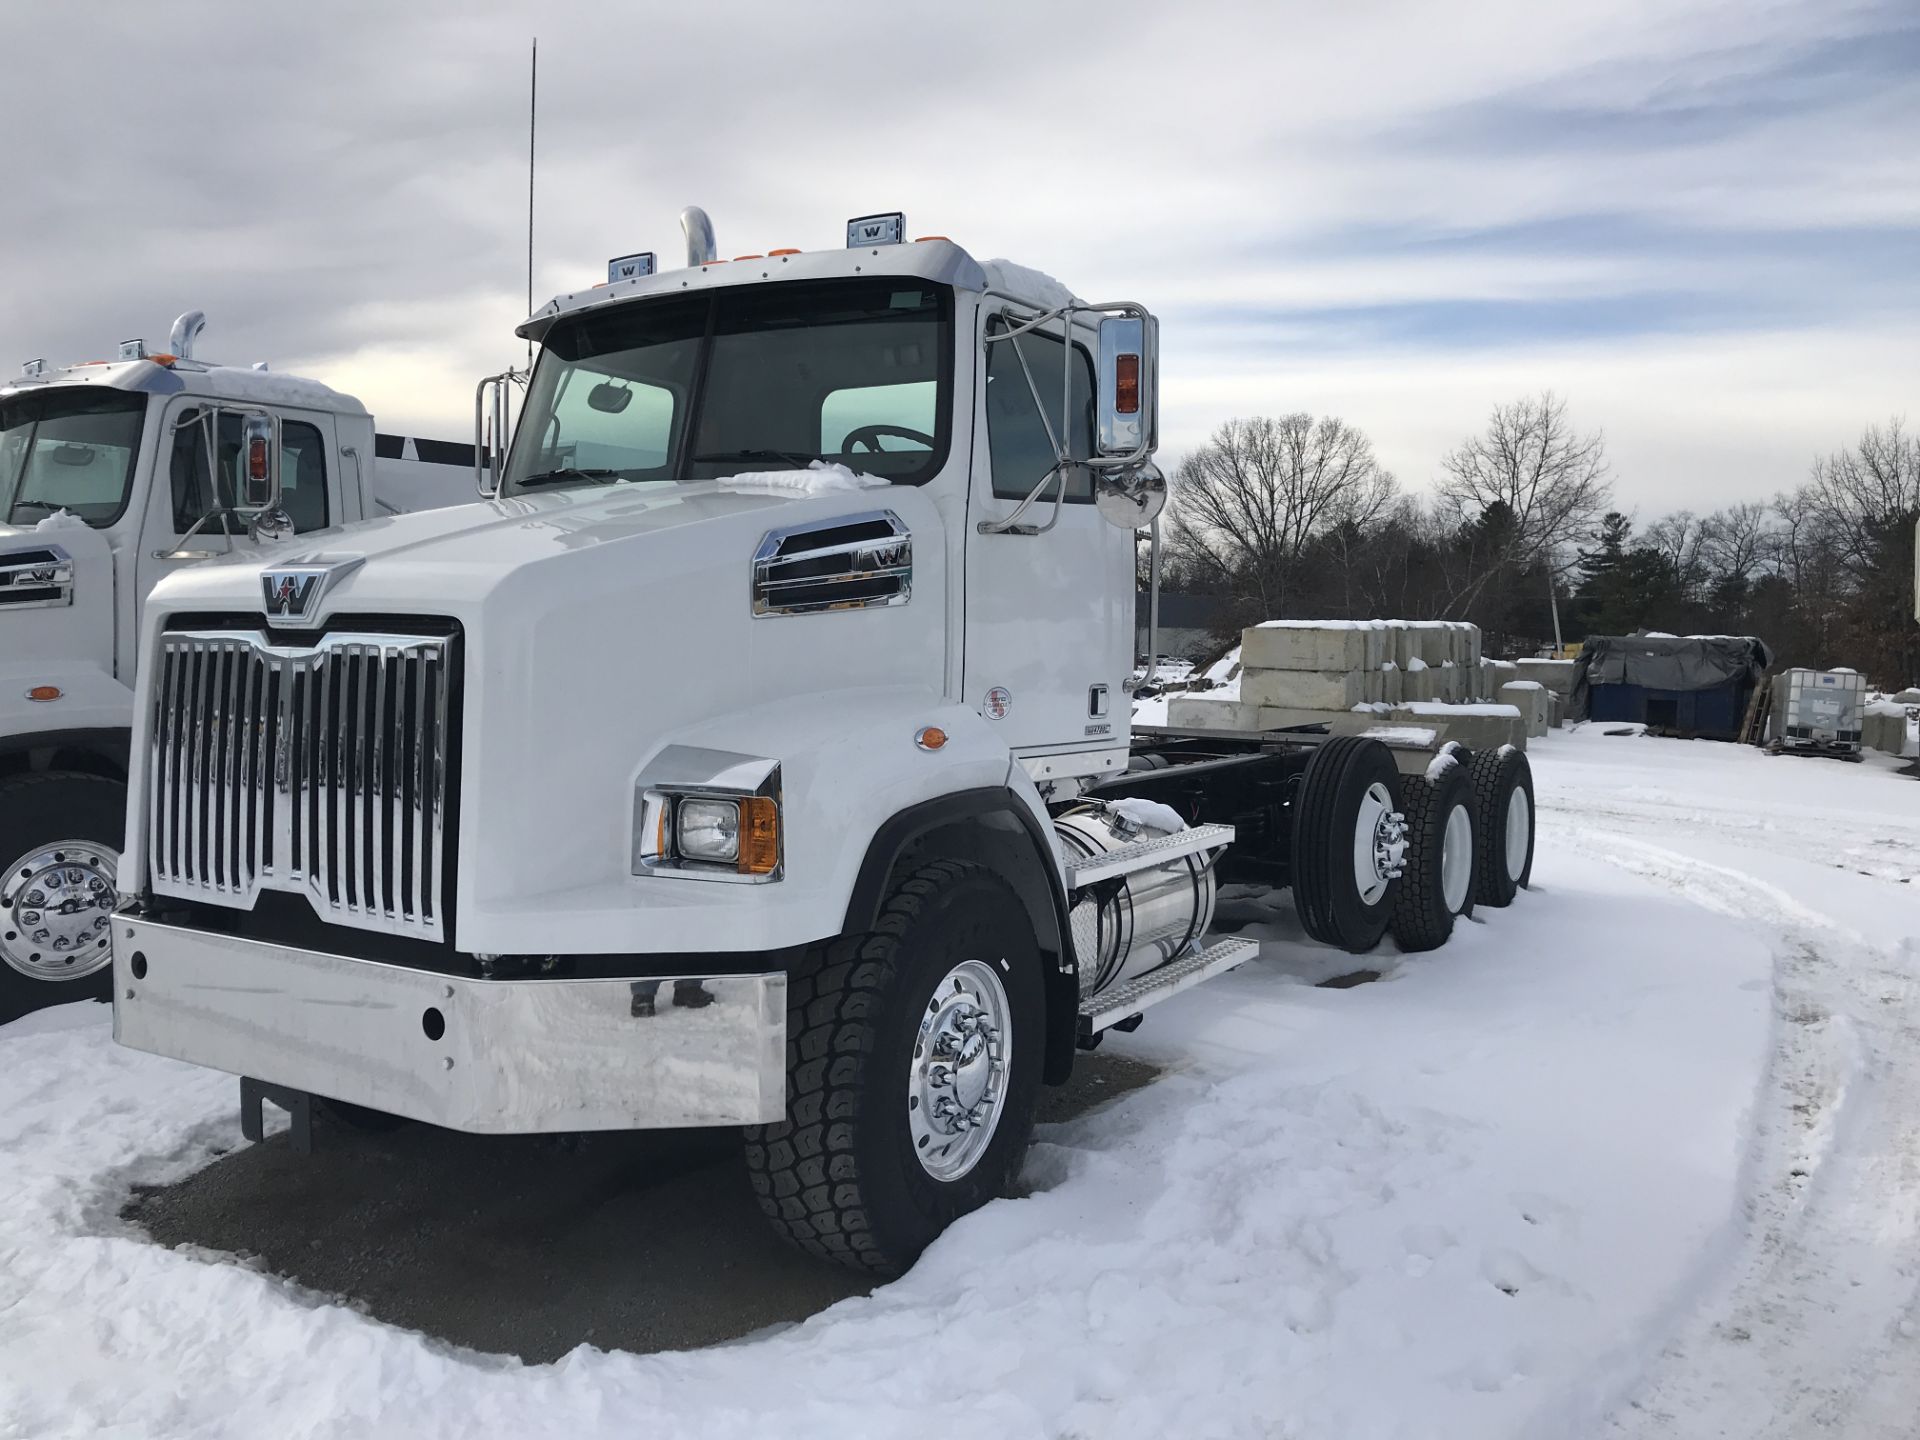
[1380,662,1403,705]
[1863,701,1912,757]
[1514,658,1576,700]
[1241,667,1368,710]
[1242,621,1370,672]
[1500,680,1551,739]
[1390,701,1526,751]
[1548,690,1565,729]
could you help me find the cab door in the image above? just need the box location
[134,400,340,621]
[961,308,1131,774]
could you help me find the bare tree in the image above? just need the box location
[1435,391,1612,609]
[1641,510,1710,600]
[1699,501,1777,584]
[1166,414,1397,617]
[1795,418,1919,580]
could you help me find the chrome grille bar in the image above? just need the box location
[147,628,457,940]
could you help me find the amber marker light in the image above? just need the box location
[737,796,781,876]
[1115,354,1141,414]
[26,685,62,703]
[915,726,948,751]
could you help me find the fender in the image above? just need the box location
[847,776,1081,1085]
[0,659,134,748]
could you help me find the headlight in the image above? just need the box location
[635,779,782,882]
[676,798,741,863]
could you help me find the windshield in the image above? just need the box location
[504,277,952,495]
[0,388,148,528]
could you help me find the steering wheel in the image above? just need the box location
[843,424,935,453]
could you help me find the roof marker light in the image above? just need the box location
[846,212,905,248]
[913,235,950,243]
[768,248,800,256]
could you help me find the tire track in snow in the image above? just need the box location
[1553,821,1920,1439]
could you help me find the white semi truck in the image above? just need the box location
[0,313,476,1018]
[109,214,1537,1275]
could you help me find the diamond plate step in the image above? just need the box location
[1064,822,1235,889]
[1078,936,1260,1034]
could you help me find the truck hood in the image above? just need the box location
[143,478,902,616]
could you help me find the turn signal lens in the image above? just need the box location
[247,436,270,482]
[915,725,947,751]
[26,685,61,703]
[1115,354,1141,415]
[737,796,780,876]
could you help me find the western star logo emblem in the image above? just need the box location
[258,554,365,626]
[262,571,320,617]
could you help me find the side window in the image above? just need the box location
[985,320,1094,502]
[170,413,331,534]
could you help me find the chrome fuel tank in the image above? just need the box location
[1055,804,1217,1000]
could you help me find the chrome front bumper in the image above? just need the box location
[111,913,787,1132]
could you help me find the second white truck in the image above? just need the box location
[108,214,1537,1274]
[0,313,477,1018]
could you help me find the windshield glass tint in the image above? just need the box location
[504,279,951,494]
[0,388,147,527]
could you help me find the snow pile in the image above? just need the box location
[1107,797,1187,833]
[1407,657,1428,672]
[17,729,1920,1436]
[713,461,887,496]
[32,509,88,531]
[1427,740,1464,779]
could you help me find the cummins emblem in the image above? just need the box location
[258,554,366,627]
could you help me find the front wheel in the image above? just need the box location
[1,772,125,1025]
[743,858,1044,1276]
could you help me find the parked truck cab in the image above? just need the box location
[110,212,1535,1274]
[0,313,475,1018]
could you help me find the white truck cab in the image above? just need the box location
[110,213,1538,1274]
[0,313,477,1017]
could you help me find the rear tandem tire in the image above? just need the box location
[1466,746,1535,907]
[743,858,1045,1277]
[1388,757,1478,952]
[1290,736,1403,955]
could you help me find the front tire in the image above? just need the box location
[744,859,1045,1276]
[1,772,125,1025]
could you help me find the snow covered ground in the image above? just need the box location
[2,729,1915,1439]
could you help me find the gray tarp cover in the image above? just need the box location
[1572,634,1773,719]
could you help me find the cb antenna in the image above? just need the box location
[526,36,537,367]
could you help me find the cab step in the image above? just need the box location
[1078,935,1260,1034]
[1064,822,1235,890]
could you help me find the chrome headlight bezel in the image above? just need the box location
[633,748,783,885]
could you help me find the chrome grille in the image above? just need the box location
[147,628,456,939]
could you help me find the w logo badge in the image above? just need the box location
[262,571,320,618]
[258,555,364,627]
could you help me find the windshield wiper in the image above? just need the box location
[514,467,626,489]
[690,447,828,470]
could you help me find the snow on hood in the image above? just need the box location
[713,461,888,496]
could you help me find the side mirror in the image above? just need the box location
[1094,460,1168,530]
[1096,314,1157,458]
[234,412,282,514]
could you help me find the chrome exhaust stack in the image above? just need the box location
[680,206,716,267]
[169,310,207,361]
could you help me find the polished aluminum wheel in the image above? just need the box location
[907,958,1011,1182]
[1441,802,1474,914]
[1349,781,1407,907]
[1505,786,1532,882]
[1,840,117,982]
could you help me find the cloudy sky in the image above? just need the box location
[3,0,1912,518]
